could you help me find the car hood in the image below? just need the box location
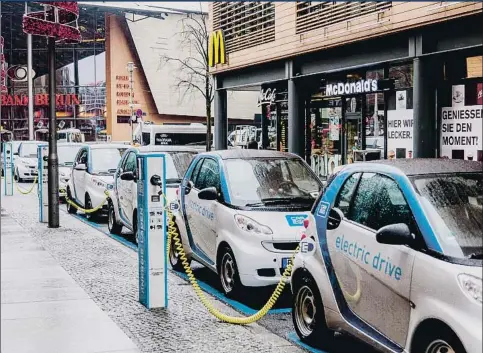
[91,174,114,184]
[18,157,37,165]
[59,166,71,176]
[238,210,311,241]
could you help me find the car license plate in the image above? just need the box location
[281,258,290,269]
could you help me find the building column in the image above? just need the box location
[214,87,227,150]
[413,56,441,158]
[288,79,305,158]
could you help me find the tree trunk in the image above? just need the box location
[206,104,211,152]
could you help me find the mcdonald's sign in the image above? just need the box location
[208,30,226,67]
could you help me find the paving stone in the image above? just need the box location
[1,191,304,353]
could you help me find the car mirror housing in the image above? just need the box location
[327,207,344,230]
[120,171,136,181]
[74,163,87,171]
[198,187,218,201]
[376,223,414,246]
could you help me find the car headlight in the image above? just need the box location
[92,178,107,189]
[60,171,66,177]
[107,184,114,190]
[234,214,272,235]
[458,274,482,304]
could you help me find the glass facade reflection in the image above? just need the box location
[0,3,106,141]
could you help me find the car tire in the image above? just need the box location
[66,188,78,214]
[168,224,190,271]
[218,245,243,297]
[412,323,466,353]
[108,202,123,235]
[292,275,334,348]
[85,194,98,221]
[14,168,23,183]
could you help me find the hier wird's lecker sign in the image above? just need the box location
[208,30,226,67]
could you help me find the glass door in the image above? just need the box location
[343,96,363,164]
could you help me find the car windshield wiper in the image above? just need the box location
[244,202,265,207]
[467,252,483,259]
[260,196,315,204]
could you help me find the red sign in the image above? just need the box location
[1,94,81,106]
[478,83,482,105]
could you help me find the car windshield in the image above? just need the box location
[225,158,322,207]
[91,148,127,174]
[165,152,197,182]
[412,173,483,259]
[58,145,82,166]
[19,143,40,157]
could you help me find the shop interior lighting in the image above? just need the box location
[426,2,463,12]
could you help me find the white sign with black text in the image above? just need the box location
[441,105,482,160]
[387,109,414,159]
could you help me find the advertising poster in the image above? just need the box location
[396,91,407,110]
[478,83,482,106]
[329,112,340,141]
[452,85,465,107]
[387,109,414,159]
[441,105,483,161]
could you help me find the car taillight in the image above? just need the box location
[303,219,309,229]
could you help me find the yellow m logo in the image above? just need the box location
[208,30,226,67]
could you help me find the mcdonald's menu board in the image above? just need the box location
[278,102,288,152]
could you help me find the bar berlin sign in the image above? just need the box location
[1,94,81,106]
[326,79,378,96]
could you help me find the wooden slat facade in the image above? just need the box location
[209,1,483,73]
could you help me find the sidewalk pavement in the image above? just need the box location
[1,210,140,353]
[1,189,304,353]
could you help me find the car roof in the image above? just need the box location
[135,145,199,153]
[57,142,86,147]
[363,158,483,176]
[201,149,300,160]
[88,143,128,149]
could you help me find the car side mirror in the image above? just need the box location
[74,163,87,171]
[198,187,218,201]
[120,171,136,181]
[184,180,194,195]
[327,207,344,230]
[376,223,414,246]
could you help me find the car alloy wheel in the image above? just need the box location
[108,206,115,229]
[425,340,456,353]
[294,285,317,337]
[220,252,236,294]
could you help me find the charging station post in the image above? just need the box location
[2,142,13,196]
[37,144,48,223]
[137,153,168,309]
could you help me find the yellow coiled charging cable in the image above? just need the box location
[165,207,300,325]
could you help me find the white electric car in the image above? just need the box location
[66,144,128,219]
[173,150,323,296]
[58,143,86,198]
[108,145,198,243]
[291,159,482,353]
[14,141,42,182]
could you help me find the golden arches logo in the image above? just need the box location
[208,30,226,67]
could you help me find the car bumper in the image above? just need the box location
[89,188,110,213]
[231,237,298,287]
[17,165,38,179]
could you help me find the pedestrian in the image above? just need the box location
[247,138,258,149]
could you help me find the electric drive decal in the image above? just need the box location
[285,214,308,227]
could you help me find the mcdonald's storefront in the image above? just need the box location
[210,12,483,180]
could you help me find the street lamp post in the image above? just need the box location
[127,62,136,144]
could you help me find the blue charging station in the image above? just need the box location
[2,142,14,196]
[137,152,168,309]
[37,144,48,223]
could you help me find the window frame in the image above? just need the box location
[194,157,221,191]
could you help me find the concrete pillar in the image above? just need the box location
[413,57,439,158]
[288,79,305,158]
[214,88,227,150]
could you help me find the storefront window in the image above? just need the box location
[0,3,106,141]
